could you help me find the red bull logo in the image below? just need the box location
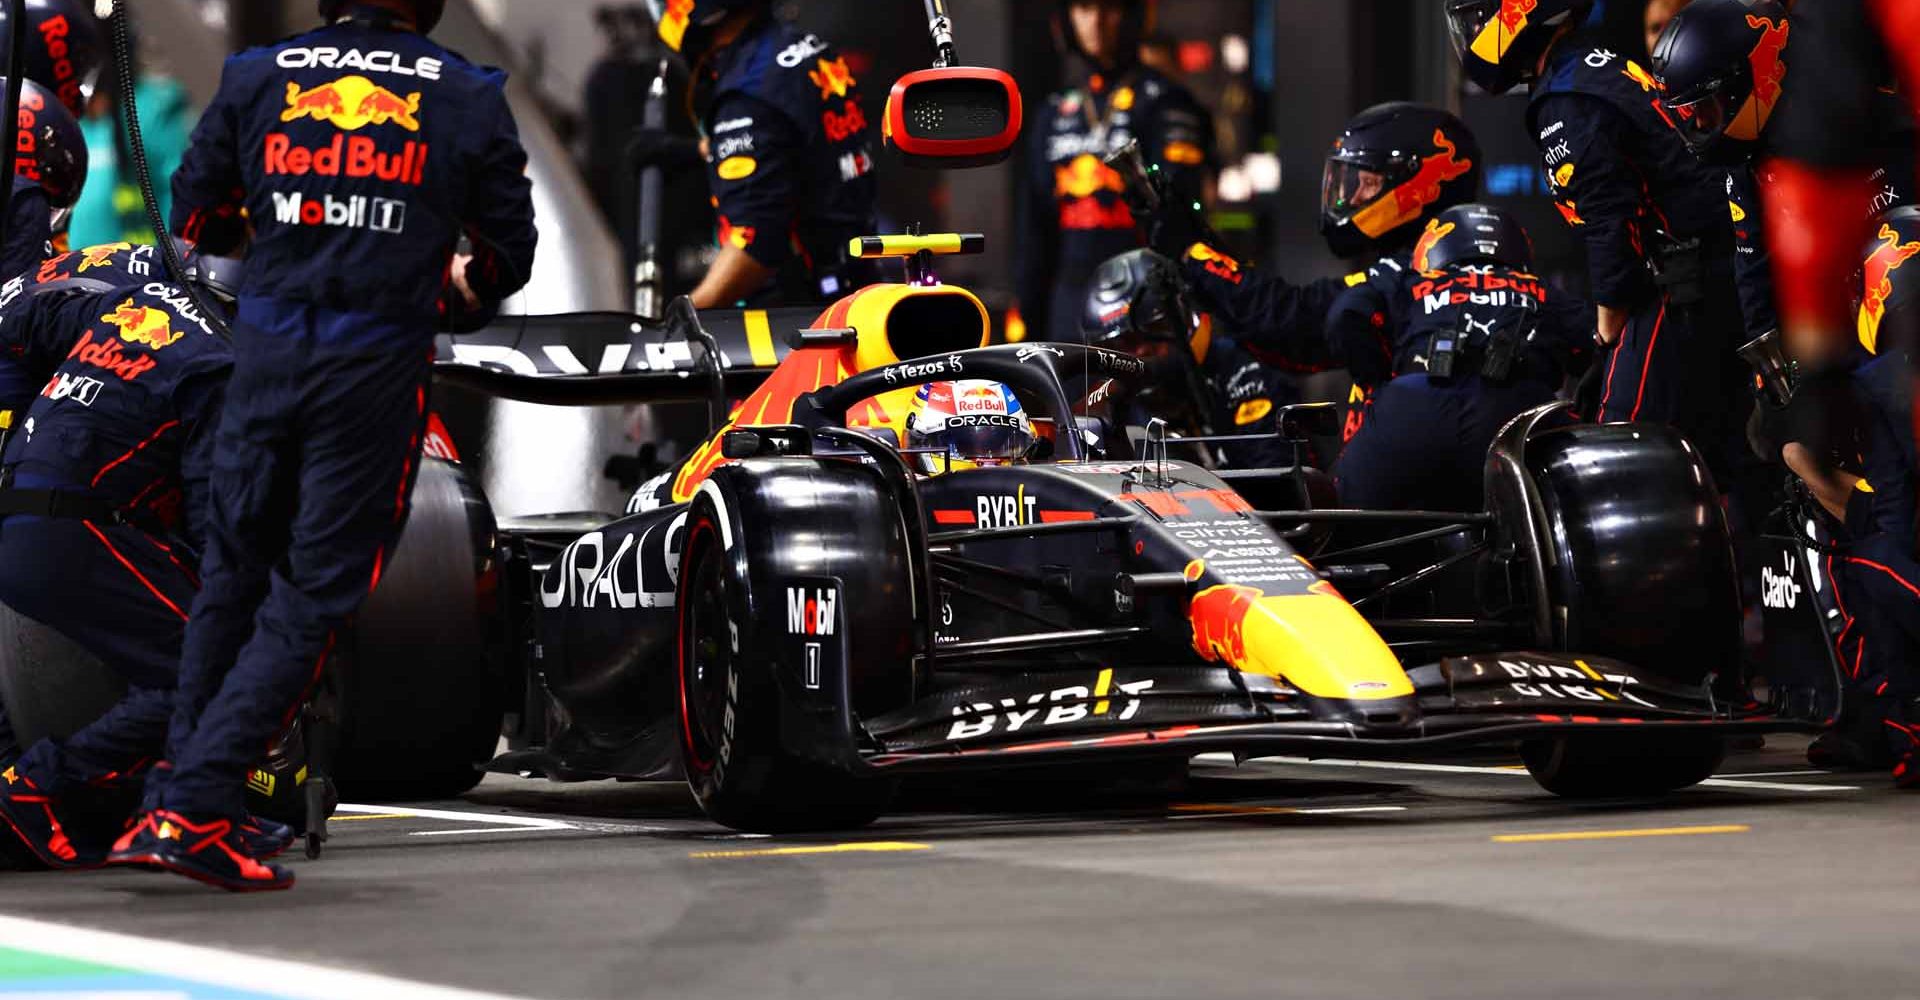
[718,215,756,250]
[1186,243,1244,285]
[1412,219,1456,272]
[1859,223,1920,353]
[1188,583,1263,665]
[657,0,696,51]
[1744,15,1789,130]
[282,76,423,132]
[1471,0,1538,63]
[810,57,856,101]
[76,243,131,273]
[101,300,183,351]
[1622,60,1663,94]
[1351,131,1473,239]
[1054,154,1127,200]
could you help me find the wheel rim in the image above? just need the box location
[679,521,731,774]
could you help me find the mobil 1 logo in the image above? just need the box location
[785,578,843,691]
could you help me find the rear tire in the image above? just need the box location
[333,459,506,801]
[1521,732,1726,797]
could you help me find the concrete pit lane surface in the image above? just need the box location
[0,736,1914,999]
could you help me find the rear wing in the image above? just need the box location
[433,305,822,407]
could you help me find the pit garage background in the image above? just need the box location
[147,0,1656,514]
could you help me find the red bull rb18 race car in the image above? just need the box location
[433,230,1833,832]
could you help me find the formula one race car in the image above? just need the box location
[440,230,1834,832]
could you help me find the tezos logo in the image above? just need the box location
[1761,552,1802,610]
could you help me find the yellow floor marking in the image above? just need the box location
[327,813,414,822]
[1492,824,1750,844]
[689,841,931,860]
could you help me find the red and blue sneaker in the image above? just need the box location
[0,764,103,870]
[107,809,293,891]
[237,814,296,860]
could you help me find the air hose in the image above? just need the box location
[108,0,231,338]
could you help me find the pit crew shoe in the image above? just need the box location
[1893,754,1920,790]
[238,815,296,860]
[109,810,294,891]
[1807,731,1870,769]
[0,764,103,869]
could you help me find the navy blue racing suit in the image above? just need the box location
[0,273,229,798]
[1326,262,1590,511]
[153,11,537,821]
[1017,65,1215,343]
[1822,352,1920,765]
[1182,242,1406,452]
[700,20,879,304]
[1530,36,1743,458]
[1725,92,1916,344]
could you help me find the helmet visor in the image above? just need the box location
[1661,85,1736,156]
[1322,159,1389,225]
[1445,0,1502,66]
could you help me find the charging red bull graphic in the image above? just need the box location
[1859,223,1920,353]
[1189,583,1263,665]
[1471,0,1538,63]
[1350,131,1471,239]
[1055,155,1135,230]
[282,76,423,132]
[1737,15,1789,139]
[101,300,183,351]
[76,243,132,273]
[1186,243,1244,285]
[1412,219,1456,273]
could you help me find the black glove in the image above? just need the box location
[1570,338,1612,420]
[1746,394,1789,464]
[626,128,704,172]
[1780,365,1866,471]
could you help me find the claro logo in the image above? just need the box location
[1762,552,1803,610]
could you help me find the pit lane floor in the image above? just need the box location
[0,735,1913,999]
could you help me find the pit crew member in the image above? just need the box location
[1448,0,1742,455]
[108,0,537,891]
[0,251,298,868]
[1014,0,1215,344]
[1651,0,1915,346]
[1749,208,1920,785]
[1327,204,1591,511]
[1,78,89,283]
[1177,104,1483,449]
[638,0,879,308]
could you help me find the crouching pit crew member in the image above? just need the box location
[0,250,299,869]
[1749,206,1920,786]
[638,0,879,308]
[0,78,89,282]
[1326,204,1591,511]
[1177,104,1482,450]
[105,0,537,891]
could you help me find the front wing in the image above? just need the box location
[855,652,1819,773]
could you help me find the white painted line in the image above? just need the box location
[1698,777,1859,792]
[0,915,530,1000]
[335,803,575,830]
[1293,805,1409,815]
[409,827,552,837]
[1241,756,1859,792]
[1720,770,1830,778]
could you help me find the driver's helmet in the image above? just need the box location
[905,380,1035,474]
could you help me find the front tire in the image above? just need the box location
[1521,732,1726,797]
[677,498,891,832]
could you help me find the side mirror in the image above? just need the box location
[1277,402,1341,440]
[884,67,1023,169]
